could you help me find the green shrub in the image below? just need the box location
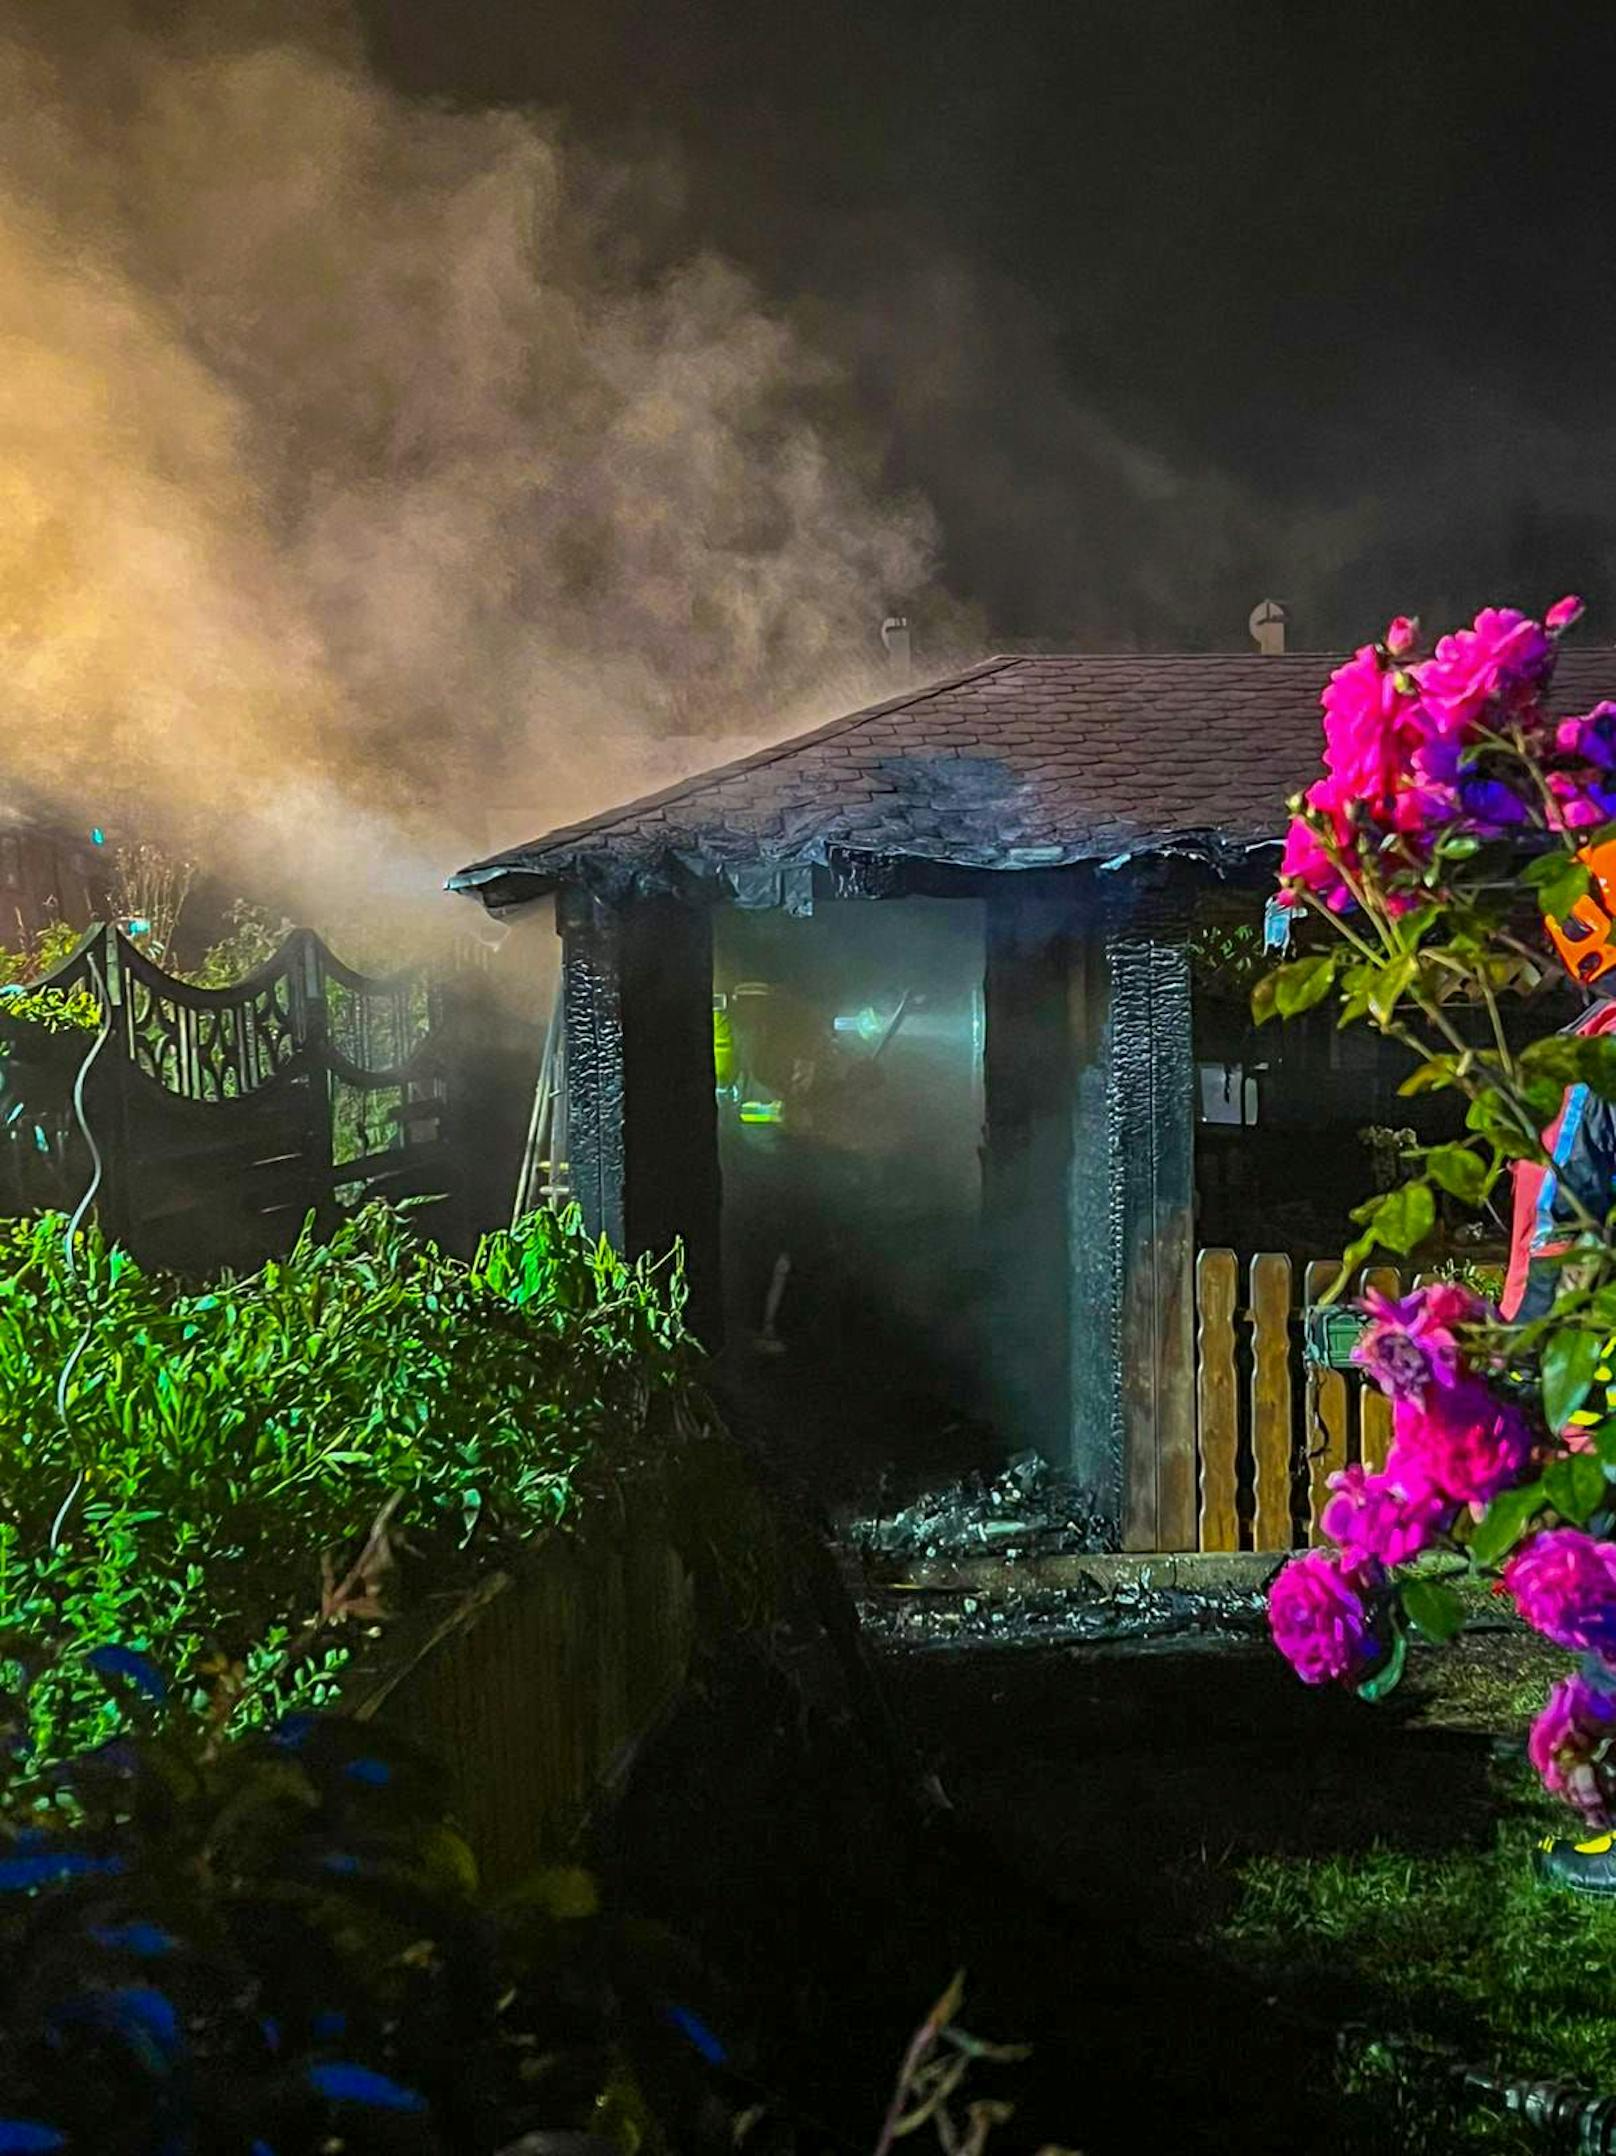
[0,1659,719,2155]
[0,981,103,1035]
[0,1201,707,1765]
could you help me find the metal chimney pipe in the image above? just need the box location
[1249,599,1287,655]
[881,614,913,680]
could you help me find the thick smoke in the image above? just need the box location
[0,0,946,931]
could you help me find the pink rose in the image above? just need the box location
[1547,595,1586,634]
[1554,702,1616,769]
[1414,606,1555,735]
[1384,616,1419,657]
[1279,790,1356,913]
[1268,1548,1384,1687]
[1320,1452,1455,1568]
[1530,1672,1616,1822]
[1353,1281,1489,1404]
[1392,1377,1534,1509]
[1504,1529,1616,1657]
[1321,645,1430,811]
[1547,768,1616,833]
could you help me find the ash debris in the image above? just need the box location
[850,1449,1115,1562]
[857,1575,1271,1652]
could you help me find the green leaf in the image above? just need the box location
[1465,1092,1542,1161]
[1400,1578,1467,1644]
[1545,1451,1609,1527]
[1469,1479,1549,1569]
[1250,971,1279,1027]
[1543,1327,1605,1432]
[1356,1180,1436,1257]
[1398,1056,1459,1099]
[1522,1033,1616,1105]
[1270,953,1338,1020]
[1524,850,1592,922]
[1356,1625,1408,1703]
[1367,954,1418,1029]
[1423,1144,1489,1207]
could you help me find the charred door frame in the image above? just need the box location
[558,858,1198,1550]
[558,887,722,1341]
[982,864,1197,1548]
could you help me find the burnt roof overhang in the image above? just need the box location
[445,820,1287,914]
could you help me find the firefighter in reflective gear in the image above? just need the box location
[1505,840,1616,1892]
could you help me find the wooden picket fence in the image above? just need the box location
[1193,1249,1408,1554]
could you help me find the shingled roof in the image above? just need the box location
[449,648,1616,907]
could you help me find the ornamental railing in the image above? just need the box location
[0,924,457,1274]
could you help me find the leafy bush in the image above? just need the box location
[0,1202,709,1765]
[0,1652,734,2155]
[0,919,86,990]
[0,921,103,1039]
[0,982,103,1036]
[181,897,297,988]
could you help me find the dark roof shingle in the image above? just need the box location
[450,648,1616,904]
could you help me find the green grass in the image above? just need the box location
[1215,1630,1616,2148]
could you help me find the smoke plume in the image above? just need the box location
[0,0,946,930]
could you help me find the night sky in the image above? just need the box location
[354,0,1616,654]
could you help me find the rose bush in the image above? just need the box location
[1261,598,1616,1822]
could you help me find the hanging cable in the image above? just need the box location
[48,946,113,1551]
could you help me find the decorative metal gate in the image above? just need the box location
[0,925,457,1274]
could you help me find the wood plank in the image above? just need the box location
[1357,1265,1402,1470]
[1196,1249,1240,1552]
[1304,1257,1350,1543]
[1250,1252,1295,1551]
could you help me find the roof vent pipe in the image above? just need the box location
[881,614,912,680]
[1249,599,1287,655]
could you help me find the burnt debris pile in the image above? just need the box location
[851,1448,1114,1563]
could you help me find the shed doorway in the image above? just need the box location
[713,897,987,1506]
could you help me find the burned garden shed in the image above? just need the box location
[448,645,1615,1551]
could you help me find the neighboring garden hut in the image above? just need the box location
[448,646,1613,1547]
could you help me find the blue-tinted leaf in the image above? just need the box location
[311,2009,347,2042]
[88,1920,177,1958]
[0,1850,124,1891]
[85,1646,167,1701]
[307,2064,426,2113]
[344,1756,392,1787]
[270,1714,317,1751]
[660,2002,728,2066]
[52,1985,180,2072]
[0,2124,67,2152]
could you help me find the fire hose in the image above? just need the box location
[48,947,113,1551]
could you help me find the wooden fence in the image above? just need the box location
[0,924,458,1274]
[1193,1249,1407,1555]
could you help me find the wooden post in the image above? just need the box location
[1250,1251,1294,1551]
[1358,1265,1401,1470]
[1304,1256,1350,1541]
[559,891,627,1252]
[559,889,721,1343]
[620,896,721,1344]
[1069,874,1198,1552]
[1196,1248,1239,1551]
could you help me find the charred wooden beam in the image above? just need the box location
[1068,873,1197,1552]
[559,890,721,1342]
